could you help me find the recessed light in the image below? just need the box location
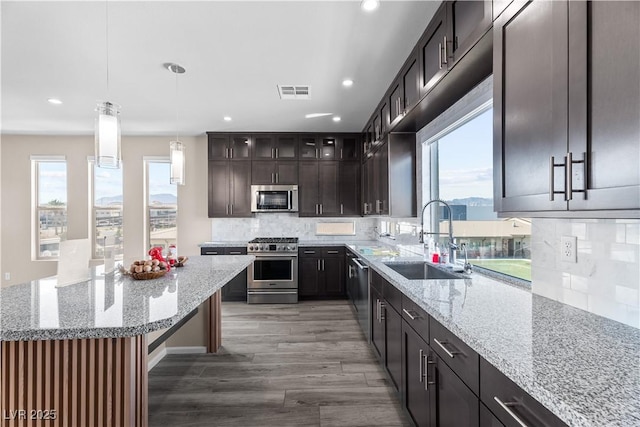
[47,98,63,105]
[342,79,354,87]
[361,0,379,12]
[333,116,341,122]
[305,113,333,119]
[223,116,232,122]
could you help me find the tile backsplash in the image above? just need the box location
[531,218,640,329]
[210,214,377,242]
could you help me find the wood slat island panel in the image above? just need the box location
[1,336,147,427]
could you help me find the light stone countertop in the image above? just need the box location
[0,255,254,341]
[343,241,640,427]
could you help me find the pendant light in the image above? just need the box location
[95,0,121,169]
[167,63,186,185]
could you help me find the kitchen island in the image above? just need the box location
[0,255,253,427]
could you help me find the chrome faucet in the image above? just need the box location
[419,199,458,264]
[461,243,473,274]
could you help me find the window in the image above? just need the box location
[422,81,531,281]
[146,161,177,251]
[91,161,123,260]
[33,159,67,259]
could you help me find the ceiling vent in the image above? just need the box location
[277,85,311,100]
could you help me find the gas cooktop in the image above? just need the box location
[247,237,298,253]
[248,237,298,244]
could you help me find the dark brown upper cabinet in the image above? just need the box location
[419,3,449,98]
[252,134,298,160]
[338,134,361,161]
[298,161,340,217]
[380,102,390,137]
[207,133,251,160]
[494,0,639,214]
[566,0,639,211]
[300,135,338,161]
[251,160,298,185]
[448,0,492,66]
[338,161,361,216]
[207,160,252,218]
[389,54,420,126]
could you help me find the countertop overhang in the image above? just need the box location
[0,255,254,341]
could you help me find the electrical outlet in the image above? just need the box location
[4,272,10,281]
[560,236,577,263]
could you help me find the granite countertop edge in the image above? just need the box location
[0,255,255,342]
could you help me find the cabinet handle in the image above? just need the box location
[322,259,325,270]
[443,36,448,64]
[376,200,381,213]
[271,173,275,184]
[317,259,321,271]
[275,148,279,158]
[340,148,343,159]
[353,259,368,270]
[271,147,275,158]
[438,42,443,69]
[549,156,567,201]
[379,301,386,321]
[340,204,344,215]
[402,308,419,320]
[493,397,531,427]
[230,148,234,158]
[566,151,587,201]
[319,204,323,215]
[426,358,436,389]
[229,251,241,255]
[376,299,380,322]
[304,250,316,254]
[433,338,459,358]
[226,205,229,215]
[230,204,233,215]
[419,349,425,383]
[327,250,339,254]
[276,173,279,184]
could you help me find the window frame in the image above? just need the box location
[31,156,67,261]
[88,158,124,261]
[144,157,178,253]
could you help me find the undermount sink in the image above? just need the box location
[383,262,460,280]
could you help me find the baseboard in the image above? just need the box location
[166,346,208,355]
[147,346,207,371]
[147,347,167,371]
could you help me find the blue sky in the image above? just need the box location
[438,108,493,200]
[38,161,67,204]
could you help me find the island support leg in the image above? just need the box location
[1,336,148,427]
[206,290,222,353]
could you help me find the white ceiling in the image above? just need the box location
[1,1,439,136]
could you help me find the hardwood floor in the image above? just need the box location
[148,300,411,427]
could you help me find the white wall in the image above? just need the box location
[531,218,640,328]
[0,134,210,286]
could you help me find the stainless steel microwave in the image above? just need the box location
[250,185,299,213]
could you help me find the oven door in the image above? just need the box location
[248,255,298,290]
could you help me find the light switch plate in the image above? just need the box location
[561,236,577,263]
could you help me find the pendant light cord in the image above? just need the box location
[175,69,179,142]
[105,0,110,99]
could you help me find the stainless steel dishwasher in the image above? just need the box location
[347,251,370,340]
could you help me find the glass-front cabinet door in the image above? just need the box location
[319,137,336,160]
[299,135,319,159]
[252,135,275,159]
[229,135,251,159]
[275,135,298,159]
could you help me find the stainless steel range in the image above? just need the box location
[247,237,298,304]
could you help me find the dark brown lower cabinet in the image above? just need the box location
[385,303,402,391]
[481,358,567,427]
[200,247,248,301]
[370,286,385,360]
[402,320,435,427]
[480,403,505,427]
[433,352,479,427]
[298,247,345,299]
